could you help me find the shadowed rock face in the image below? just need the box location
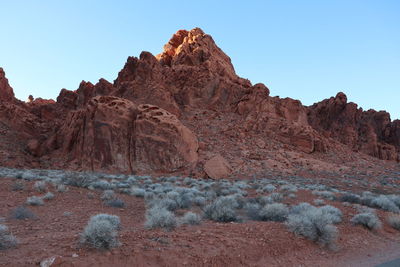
[0,28,398,175]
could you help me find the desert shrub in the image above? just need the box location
[105,199,125,208]
[193,196,206,207]
[63,211,73,217]
[154,198,179,211]
[387,195,400,208]
[319,205,342,224]
[288,193,297,199]
[259,203,289,222]
[262,184,276,193]
[270,193,284,202]
[63,172,93,188]
[360,191,375,207]
[235,181,250,190]
[131,188,146,198]
[80,214,120,249]
[34,181,47,192]
[56,184,68,192]
[144,191,155,201]
[101,190,116,201]
[88,214,121,230]
[339,193,361,204]
[245,203,262,220]
[370,195,399,213]
[280,184,298,193]
[116,182,130,189]
[11,181,24,191]
[91,180,113,190]
[21,171,37,181]
[0,225,17,250]
[290,202,314,215]
[286,206,338,245]
[145,206,177,231]
[312,190,335,201]
[168,190,193,209]
[313,199,325,206]
[180,212,201,225]
[26,196,44,206]
[258,195,274,205]
[10,206,35,220]
[387,215,400,231]
[43,192,55,200]
[204,196,239,222]
[205,190,217,200]
[351,212,381,230]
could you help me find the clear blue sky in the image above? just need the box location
[1,1,399,119]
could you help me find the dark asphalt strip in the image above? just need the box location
[376,258,400,267]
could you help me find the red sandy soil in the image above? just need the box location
[1,178,400,267]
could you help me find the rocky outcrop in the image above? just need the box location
[134,104,198,172]
[0,68,15,102]
[113,52,181,116]
[52,96,198,173]
[0,27,399,175]
[237,83,327,153]
[308,92,399,161]
[159,28,252,110]
[56,79,114,109]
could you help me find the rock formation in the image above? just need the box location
[0,68,15,102]
[0,28,398,176]
[308,92,399,161]
[52,96,198,173]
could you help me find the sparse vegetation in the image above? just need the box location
[88,214,121,230]
[387,215,400,231]
[339,193,361,204]
[34,181,47,192]
[312,190,335,201]
[101,190,116,201]
[0,225,17,250]
[319,205,343,224]
[180,212,201,225]
[11,181,24,191]
[370,195,400,213]
[105,198,125,208]
[43,192,55,200]
[56,184,68,192]
[145,206,177,231]
[286,203,339,246]
[10,206,35,220]
[131,188,146,197]
[26,196,44,206]
[204,196,239,222]
[313,199,325,206]
[63,211,73,217]
[245,203,262,220]
[351,212,382,230]
[62,172,93,188]
[262,184,276,193]
[259,203,289,222]
[80,214,120,249]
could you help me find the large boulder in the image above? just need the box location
[53,96,198,173]
[204,154,232,179]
